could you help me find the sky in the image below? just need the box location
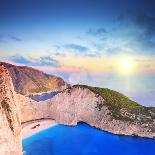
[0,0,155,106]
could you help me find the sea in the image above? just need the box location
[23,122,155,155]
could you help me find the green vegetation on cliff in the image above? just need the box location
[73,85,155,123]
[1,100,14,131]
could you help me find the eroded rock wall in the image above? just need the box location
[17,94,52,123]
[48,87,154,138]
[0,65,22,155]
[1,62,155,155]
[18,86,155,138]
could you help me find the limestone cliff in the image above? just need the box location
[0,64,22,155]
[0,62,69,95]
[1,62,155,155]
[18,85,155,138]
[54,85,155,138]
[16,94,51,123]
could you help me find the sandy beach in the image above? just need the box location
[22,119,57,139]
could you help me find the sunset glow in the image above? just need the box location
[0,0,155,106]
[117,56,136,75]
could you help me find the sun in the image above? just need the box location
[117,56,135,75]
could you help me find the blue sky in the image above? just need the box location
[0,0,155,106]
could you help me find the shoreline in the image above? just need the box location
[22,119,57,139]
[22,119,155,140]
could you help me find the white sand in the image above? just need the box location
[22,119,57,139]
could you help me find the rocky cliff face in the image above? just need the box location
[1,62,155,155]
[18,85,155,138]
[17,94,51,123]
[54,86,155,138]
[0,64,22,155]
[0,62,69,95]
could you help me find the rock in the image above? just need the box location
[1,62,155,155]
[0,62,69,95]
[18,85,155,138]
[0,64,22,155]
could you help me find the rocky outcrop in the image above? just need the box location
[52,86,155,138]
[17,94,51,123]
[0,65,22,155]
[18,86,155,138]
[0,62,69,95]
[1,62,155,155]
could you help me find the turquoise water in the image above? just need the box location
[23,123,155,155]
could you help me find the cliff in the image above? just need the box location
[0,62,69,95]
[18,85,155,138]
[0,64,22,155]
[1,62,155,155]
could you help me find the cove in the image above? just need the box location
[23,123,155,155]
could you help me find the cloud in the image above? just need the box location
[86,13,155,56]
[65,44,88,52]
[134,14,155,52]
[0,35,6,43]
[10,56,32,64]
[52,43,97,57]
[84,53,100,57]
[114,13,155,54]
[134,14,155,37]
[10,55,60,67]
[0,34,22,43]
[39,56,59,66]
[8,35,22,42]
[68,72,88,85]
[87,28,107,37]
